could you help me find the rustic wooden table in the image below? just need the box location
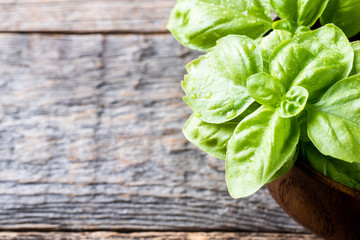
[0,1,322,239]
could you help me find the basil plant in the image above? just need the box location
[168,0,360,198]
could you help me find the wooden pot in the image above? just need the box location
[267,158,360,240]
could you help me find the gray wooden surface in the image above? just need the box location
[0,0,172,33]
[0,0,319,239]
[0,232,322,240]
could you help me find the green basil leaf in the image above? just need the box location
[226,107,300,198]
[297,0,329,27]
[307,75,360,163]
[167,0,273,51]
[272,20,297,34]
[269,24,353,102]
[259,30,293,72]
[294,26,311,35]
[320,0,360,38]
[297,111,311,142]
[267,146,298,183]
[270,0,329,27]
[183,114,238,160]
[183,103,260,160]
[183,35,263,124]
[350,41,360,76]
[247,72,286,106]
[270,0,297,24]
[301,142,360,191]
[278,86,308,118]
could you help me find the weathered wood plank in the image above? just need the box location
[0,33,304,232]
[0,232,321,240]
[0,0,176,33]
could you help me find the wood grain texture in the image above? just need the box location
[0,232,321,240]
[0,33,304,232]
[0,0,176,33]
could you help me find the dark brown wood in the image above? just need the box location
[0,0,176,33]
[267,160,360,240]
[0,232,322,240]
[0,33,304,232]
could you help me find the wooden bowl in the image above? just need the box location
[267,158,360,240]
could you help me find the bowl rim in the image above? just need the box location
[296,156,360,200]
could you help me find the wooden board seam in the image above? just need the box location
[0,30,170,35]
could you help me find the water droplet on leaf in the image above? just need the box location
[226,110,237,119]
[191,93,197,99]
[204,92,212,98]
